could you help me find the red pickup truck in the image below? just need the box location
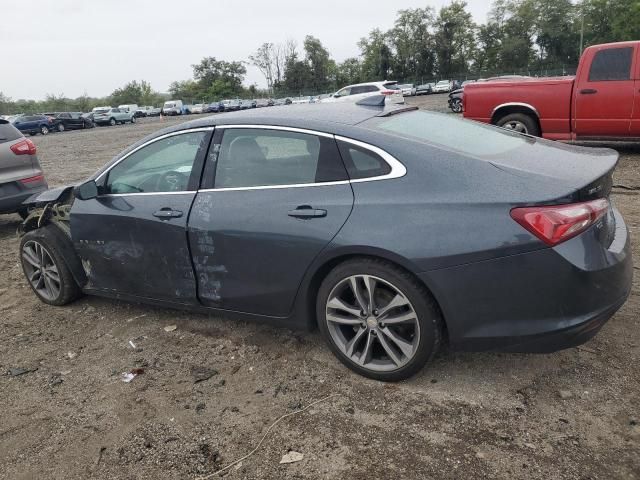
[463,41,640,141]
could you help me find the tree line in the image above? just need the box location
[1,0,638,114]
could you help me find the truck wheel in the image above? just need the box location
[496,113,540,136]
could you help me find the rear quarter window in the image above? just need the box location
[0,122,22,144]
[337,141,391,179]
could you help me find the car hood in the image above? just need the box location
[23,185,75,207]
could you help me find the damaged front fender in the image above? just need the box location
[18,186,87,288]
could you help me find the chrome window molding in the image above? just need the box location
[199,124,406,192]
[92,124,406,196]
[215,124,335,139]
[95,127,214,183]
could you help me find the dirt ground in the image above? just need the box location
[0,95,638,480]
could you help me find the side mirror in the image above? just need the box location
[74,179,98,200]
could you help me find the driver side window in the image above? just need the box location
[336,87,351,97]
[105,131,207,194]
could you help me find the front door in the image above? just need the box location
[71,128,212,304]
[188,126,354,317]
[574,44,636,138]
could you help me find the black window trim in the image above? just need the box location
[198,125,406,192]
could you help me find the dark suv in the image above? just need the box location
[12,114,60,135]
[0,120,48,216]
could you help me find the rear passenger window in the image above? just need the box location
[589,47,633,81]
[0,122,22,144]
[337,141,391,180]
[214,129,348,188]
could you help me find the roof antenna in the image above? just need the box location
[356,95,386,107]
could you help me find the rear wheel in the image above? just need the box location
[131,116,136,124]
[57,123,65,132]
[40,125,49,135]
[20,229,81,306]
[109,118,116,126]
[450,99,462,113]
[496,113,540,136]
[317,258,442,381]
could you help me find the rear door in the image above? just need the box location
[574,44,636,137]
[188,126,354,316]
[71,128,212,303]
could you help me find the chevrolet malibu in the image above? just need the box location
[18,97,633,381]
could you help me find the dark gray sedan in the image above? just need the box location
[18,98,633,381]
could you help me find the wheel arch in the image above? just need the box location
[491,103,541,133]
[296,248,449,343]
[21,223,87,289]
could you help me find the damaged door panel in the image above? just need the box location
[188,127,354,317]
[70,129,212,303]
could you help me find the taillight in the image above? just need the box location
[510,198,609,246]
[10,139,37,156]
[20,174,45,185]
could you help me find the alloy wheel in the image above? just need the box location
[325,275,420,372]
[22,240,61,301]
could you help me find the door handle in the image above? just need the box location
[153,208,183,219]
[288,205,327,219]
[580,88,598,95]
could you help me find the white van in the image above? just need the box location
[162,100,184,116]
[118,104,139,114]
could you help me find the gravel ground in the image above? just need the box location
[0,95,638,480]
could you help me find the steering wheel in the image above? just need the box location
[155,170,188,192]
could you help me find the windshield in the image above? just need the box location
[370,110,531,158]
[164,102,176,108]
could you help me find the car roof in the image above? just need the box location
[342,80,397,88]
[170,101,411,131]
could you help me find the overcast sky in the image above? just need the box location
[2,0,491,100]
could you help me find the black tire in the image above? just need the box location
[19,227,81,306]
[109,118,116,126]
[40,125,49,135]
[130,116,136,124]
[450,99,462,113]
[316,258,442,382]
[495,112,540,136]
[57,123,65,132]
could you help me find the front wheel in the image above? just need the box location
[450,99,462,113]
[57,123,65,132]
[20,228,81,306]
[40,125,49,135]
[317,258,442,382]
[496,113,540,136]
[109,118,116,126]
[130,116,136,124]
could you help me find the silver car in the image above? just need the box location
[0,120,47,216]
[93,108,136,126]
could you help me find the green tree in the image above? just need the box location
[192,57,246,99]
[358,28,393,80]
[433,1,477,77]
[389,8,436,81]
[335,58,363,87]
